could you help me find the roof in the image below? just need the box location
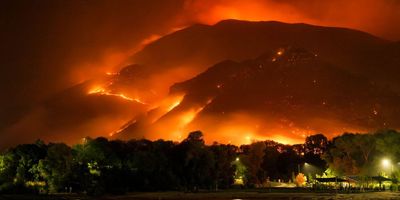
[316,176,393,183]
[315,177,348,183]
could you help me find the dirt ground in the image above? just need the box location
[1,191,400,200]
[101,191,400,200]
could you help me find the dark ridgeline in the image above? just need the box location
[1,129,399,195]
[117,46,400,142]
[3,20,400,148]
[109,20,400,142]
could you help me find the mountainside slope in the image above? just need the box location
[3,20,400,147]
[128,20,399,97]
[116,47,400,144]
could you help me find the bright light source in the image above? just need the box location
[236,157,240,161]
[382,158,391,168]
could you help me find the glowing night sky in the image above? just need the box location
[1,0,400,148]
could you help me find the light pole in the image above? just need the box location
[297,162,309,174]
[298,164,300,174]
[382,158,393,176]
[380,158,393,190]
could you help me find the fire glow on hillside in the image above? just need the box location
[2,0,400,148]
[88,85,147,105]
[84,44,381,146]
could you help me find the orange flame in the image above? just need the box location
[88,85,147,104]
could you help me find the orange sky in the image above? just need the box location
[1,0,400,147]
[85,0,400,82]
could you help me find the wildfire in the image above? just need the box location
[245,135,252,143]
[88,86,106,94]
[106,72,119,76]
[109,120,137,137]
[167,99,182,112]
[179,103,209,126]
[140,34,162,47]
[163,98,214,141]
[88,86,147,104]
[145,94,185,124]
[276,48,285,56]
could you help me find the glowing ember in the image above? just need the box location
[106,72,118,76]
[132,98,147,105]
[178,99,212,127]
[165,98,214,141]
[167,100,182,112]
[88,86,106,94]
[147,94,185,124]
[88,86,147,104]
[109,120,137,137]
[180,112,197,125]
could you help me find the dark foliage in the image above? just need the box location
[10,130,397,195]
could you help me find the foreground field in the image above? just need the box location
[2,191,400,200]
[103,191,400,200]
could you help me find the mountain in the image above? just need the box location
[115,46,400,144]
[0,80,146,148]
[126,19,400,101]
[3,20,400,147]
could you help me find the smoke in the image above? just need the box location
[0,0,187,132]
[2,0,399,106]
[182,0,400,40]
[1,0,400,147]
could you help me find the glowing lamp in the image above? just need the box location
[382,158,391,168]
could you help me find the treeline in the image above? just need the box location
[0,129,399,195]
[324,129,400,178]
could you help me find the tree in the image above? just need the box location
[295,173,307,186]
[375,130,400,161]
[305,134,327,155]
[276,145,301,181]
[0,142,47,193]
[38,143,73,193]
[72,137,127,195]
[13,143,47,185]
[323,133,378,176]
[240,141,266,186]
[174,131,215,191]
[261,141,280,180]
[124,139,179,191]
[0,151,18,191]
[209,143,238,190]
[304,134,328,175]
[354,133,376,175]
[323,133,360,175]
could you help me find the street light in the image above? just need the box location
[381,158,393,178]
[382,158,391,168]
[297,162,310,174]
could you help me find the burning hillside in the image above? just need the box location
[2,20,400,148]
[113,47,400,144]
